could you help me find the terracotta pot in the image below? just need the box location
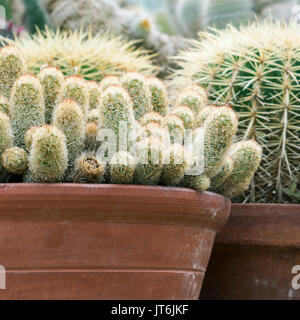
[0,183,230,300]
[200,203,300,300]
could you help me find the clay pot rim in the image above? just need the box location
[0,183,231,231]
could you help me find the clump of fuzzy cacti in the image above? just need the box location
[0,44,262,202]
[173,21,300,203]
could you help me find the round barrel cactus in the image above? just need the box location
[173,22,300,203]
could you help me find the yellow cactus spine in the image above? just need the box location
[10,75,45,148]
[38,67,64,123]
[1,147,28,175]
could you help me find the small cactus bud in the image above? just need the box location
[0,95,9,115]
[140,111,165,127]
[121,72,152,120]
[146,77,168,116]
[1,147,28,175]
[99,76,121,92]
[87,109,100,124]
[72,153,104,183]
[203,106,238,178]
[176,88,207,113]
[221,140,262,198]
[210,156,234,190]
[161,144,191,186]
[87,81,102,110]
[10,75,45,148]
[24,126,40,151]
[182,174,211,192]
[110,151,136,184]
[53,99,85,163]
[85,122,99,151]
[134,136,164,185]
[196,105,218,127]
[171,106,195,129]
[57,76,89,116]
[0,46,26,98]
[0,111,13,155]
[185,84,207,102]
[29,125,68,182]
[38,67,64,123]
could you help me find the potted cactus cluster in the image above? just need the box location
[0,39,262,300]
[173,21,300,300]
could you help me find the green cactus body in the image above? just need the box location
[57,76,89,117]
[1,147,28,175]
[72,153,104,183]
[173,22,300,202]
[140,111,165,127]
[10,75,45,148]
[141,122,169,142]
[0,111,13,155]
[87,81,102,110]
[87,109,100,124]
[196,105,218,127]
[99,76,121,92]
[161,144,190,186]
[121,72,152,120]
[210,156,233,190]
[203,106,238,178]
[171,106,195,129]
[220,140,262,198]
[38,67,64,123]
[0,96,9,115]
[176,88,207,114]
[164,114,185,143]
[0,46,26,98]
[85,122,99,152]
[29,125,68,182]
[134,137,164,185]
[53,99,85,164]
[182,174,211,192]
[146,77,168,116]
[24,126,40,151]
[110,151,136,184]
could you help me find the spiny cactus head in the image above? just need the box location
[141,122,169,142]
[146,76,168,116]
[196,105,218,127]
[57,76,89,116]
[171,105,195,130]
[110,151,136,184]
[87,109,100,124]
[0,111,13,154]
[176,88,207,114]
[1,147,28,175]
[99,76,121,92]
[182,174,211,192]
[87,81,102,110]
[85,122,99,151]
[38,66,64,123]
[73,153,104,183]
[120,72,152,120]
[140,111,165,127]
[29,125,68,182]
[53,99,85,163]
[185,84,207,100]
[203,105,238,177]
[0,95,9,115]
[24,126,41,151]
[0,45,26,98]
[210,156,234,190]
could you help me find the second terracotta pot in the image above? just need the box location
[200,203,300,300]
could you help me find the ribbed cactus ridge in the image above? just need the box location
[29,125,68,182]
[196,105,218,127]
[87,81,102,110]
[176,88,207,114]
[53,99,85,163]
[99,76,121,92]
[0,45,26,98]
[171,106,195,129]
[161,144,190,186]
[203,106,238,178]
[24,126,40,151]
[73,153,104,183]
[1,147,28,175]
[85,122,99,152]
[173,21,300,202]
[38,67,64,123]
[210,156,234,190]
[146,77,168,116]
[0,96,9,115]
[10,75,45,148]
[221,140,262,198]
[57,76,89,116]
[87,109,100,124]
[134,136,164,185]
[110,151,136,184]
[140,111,165,127]
[121,72,152,120]
[0,111,13,155]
